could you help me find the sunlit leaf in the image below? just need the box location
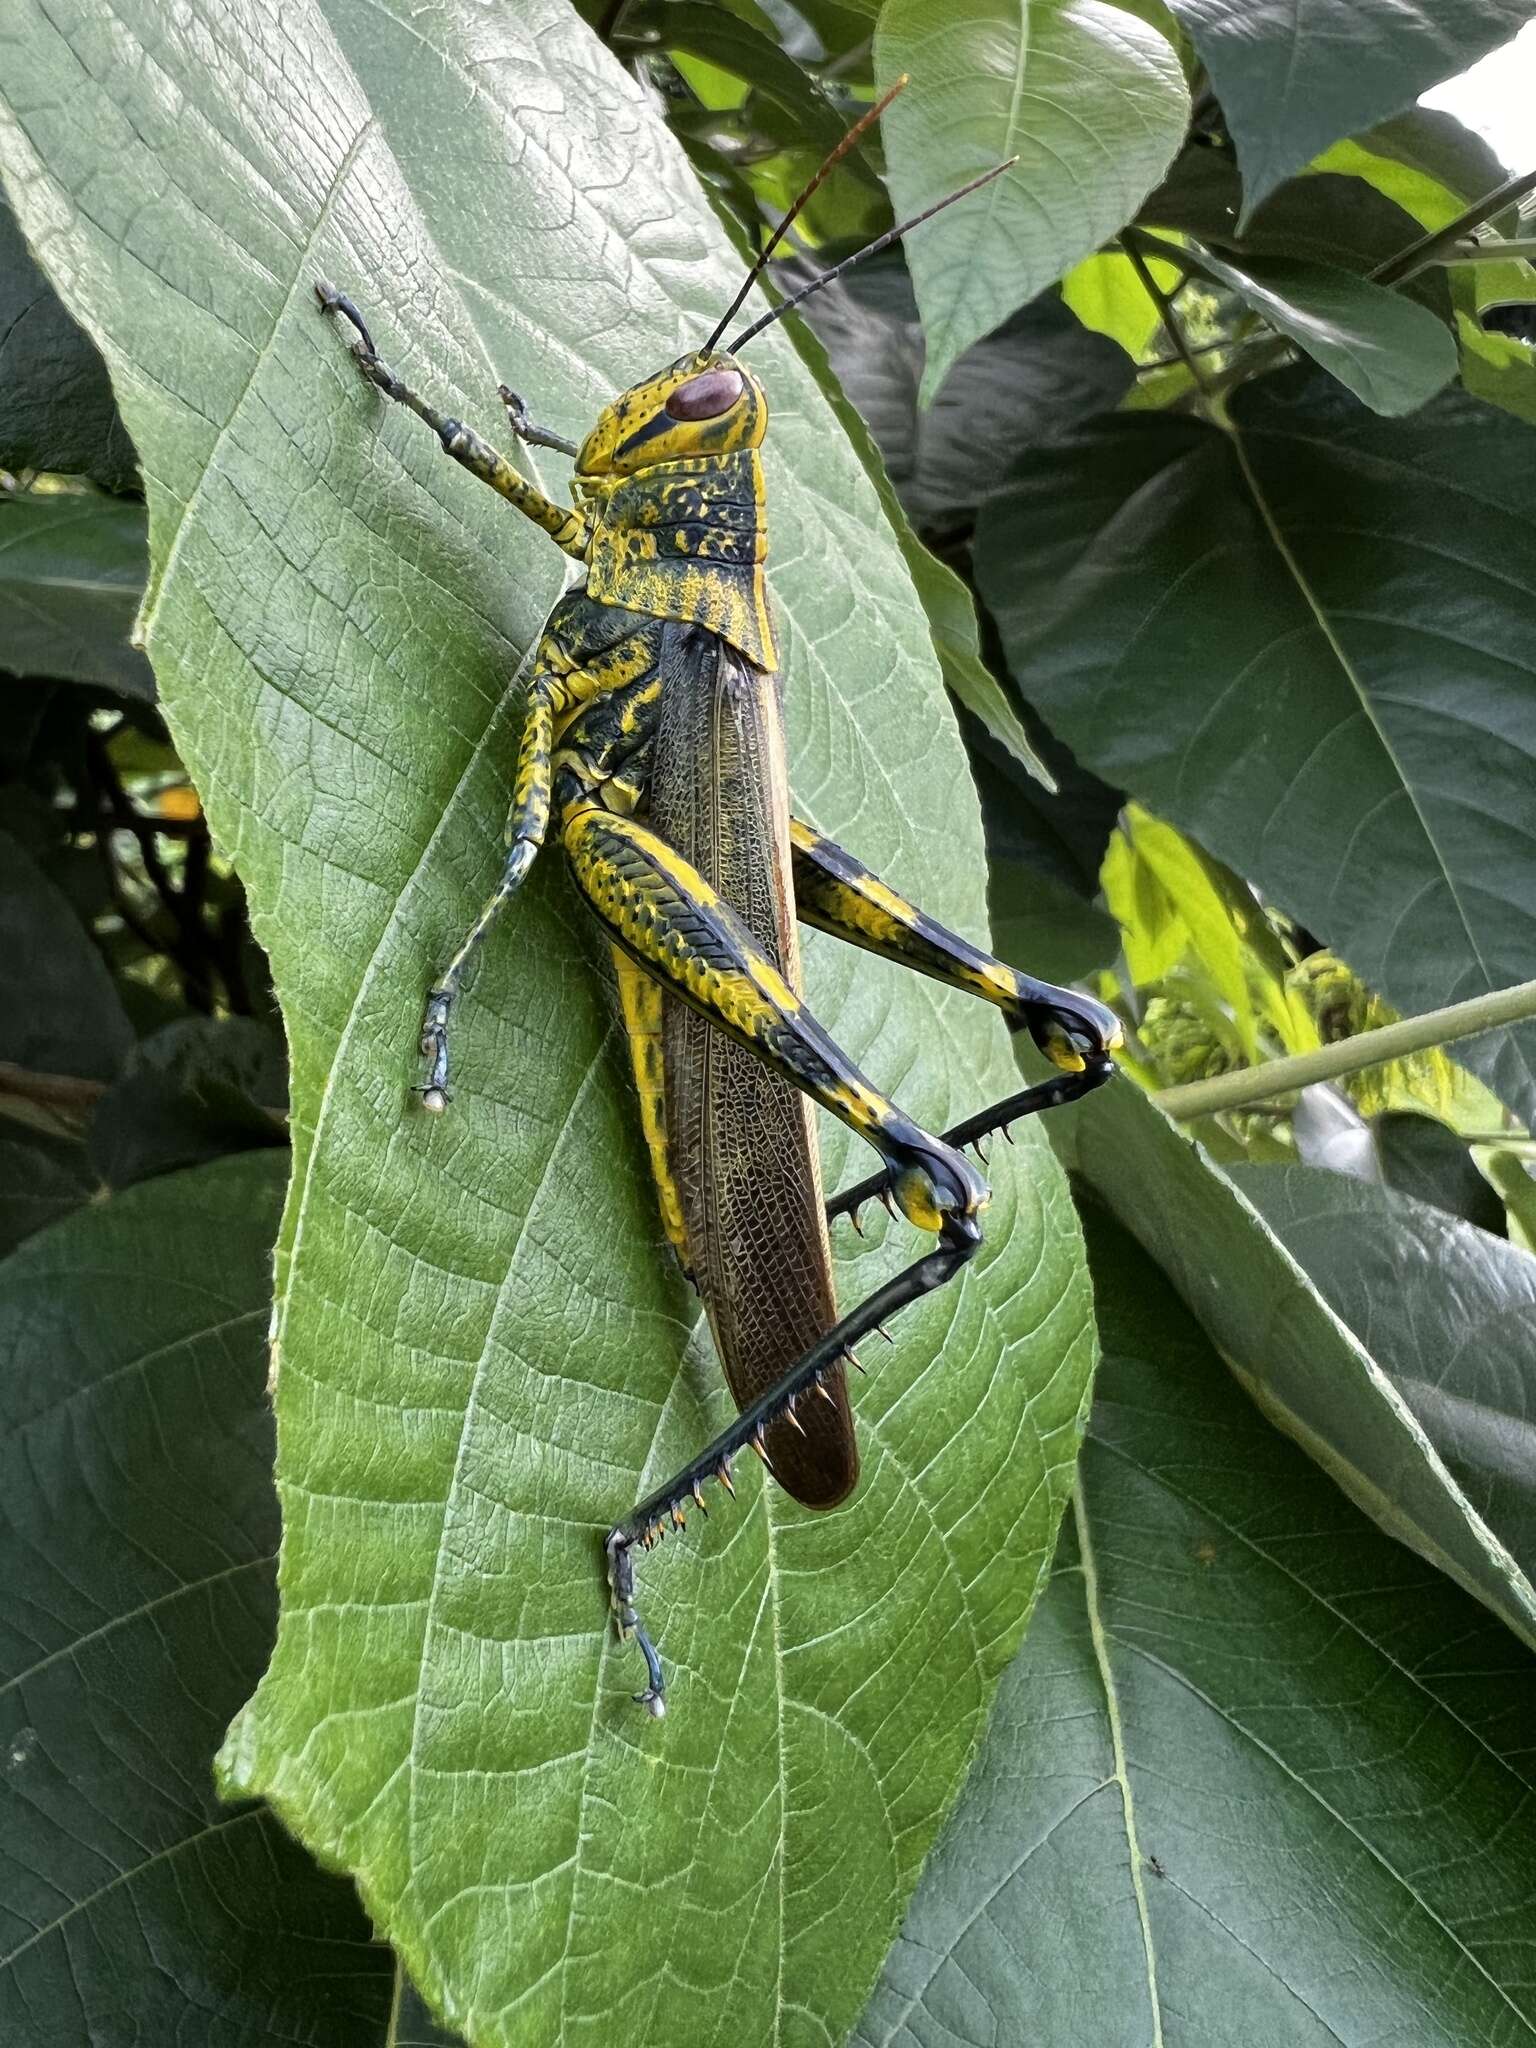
[876,0,1188,399]
[0,3,1098,2041]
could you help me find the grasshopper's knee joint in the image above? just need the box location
[1025,990,1124,1072]
[888,1140,989,1238]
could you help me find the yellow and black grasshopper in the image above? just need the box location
[316,84,1120,1715]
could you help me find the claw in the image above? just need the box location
[844,1346,866,1375]
[716,1458,736,1498]
[750,1427,772,1467]
[849,1207,865,1237]
[783,1398,807,1436]
[874,1323,895,1345]
[692,1479,708,1514]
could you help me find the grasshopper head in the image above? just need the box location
[576,352,767,479]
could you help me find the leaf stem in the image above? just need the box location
[1154,980,1536,1121]
[1371,166,1536,286]
[1438,238,1536,264]
[1125,238,1213,397]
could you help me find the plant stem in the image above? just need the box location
[1439,238,1536,263]
[1125,239,1213,396]
[1372,166,1536,285]
[1154,980,1536,1121]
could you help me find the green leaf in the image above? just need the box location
[0,190,137,492]
[88,1017,288,1189]
[0,6,1098,2043]
[0,1154,400,2041]
[0,826,132,1083]
[1231,1163,1536,1586]
[1061,247,1178,360]
[976,368,1536,1127]
[1164,0,1536,219]
[0,1128,96,1254]
[856,1204,1536,2045]
[805,268,1134,529]
[1308,109,1536,423]
[1105,804,1263,1055]
[0,492,154,697]
[787,263,1062,784]
[1310,106,1516,239]
[1370,1107,1508,1234]
[875,0,1189,400]
[1457,308,1536,422]
[1052,1081,1536,1644]
[1163,236,1458,414]
[619,1,877,182]
[970,738,1119,984]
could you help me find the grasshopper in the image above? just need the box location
[316,82,1119,1715]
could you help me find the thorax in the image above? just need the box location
[575,448,777,672]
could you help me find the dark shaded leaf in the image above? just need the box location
[0,826,131,1083]
[978,367,1536,1126]
[0,1154,396,2044]
[1164,0,1535,216]
[620,1,880,185]
[805,267,1135,528]
[0,1128,96,1254]
[856,1204,1536,2046]
[787,261,1056,782]
[0,492,153,697]
[1231,1163,1536,1588]
[1372,1107,1508,1234]
[88,1016,288,1189]
[1052,1080,1536,1643]
[0,191,137,492]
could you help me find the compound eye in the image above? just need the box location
[665,367,744,421]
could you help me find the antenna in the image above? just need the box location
[727,158,1018,352]
[701,75,910,356]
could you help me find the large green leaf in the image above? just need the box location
[1165,0,1536,217]
[0,190,137,492]
[1160,237,1458,414]
[1231,1164,1536,1588]
[1053,1081,1536,1645]
[0,5,1097,2043]
[0,493,153,697]
[855,1205,1536,2045]
[0,1154,404,2042]
[977,366,1536,1127]
[875,0,1189,399]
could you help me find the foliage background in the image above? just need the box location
[3,0,1536,2043]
